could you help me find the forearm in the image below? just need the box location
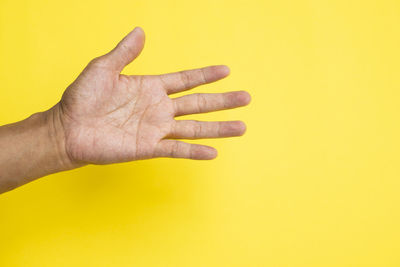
[0,105,79,194]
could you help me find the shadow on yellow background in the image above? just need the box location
[1,0,400,266]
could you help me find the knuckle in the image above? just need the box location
[193,121,203,138]
[87,56,106,68]
[222,93,230,109]
[199,68,207,84]
[179,71,191,88]
[172,99,179,116]
[171,141,180,157]
[189,144,195,159]
[195,94,207,113]
[217,121,223,137]
[170,121,177,136]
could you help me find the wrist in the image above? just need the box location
[0,106,82,193]
[40,103,83,171]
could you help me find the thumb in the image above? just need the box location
[103,27,145,72]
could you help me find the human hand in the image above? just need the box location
[52,27,251,167]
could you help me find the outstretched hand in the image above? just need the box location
[55,27,251,166]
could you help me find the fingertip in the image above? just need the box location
[220,65,231,77]
[222,65,231,75]
[228,91,252,108]
[105,26,146,71]
[209,65,230,79]
[235,120,247,135]
[132,26,144,34]
[238,91,252,105]
[132,26,145,41]
[208,147,218,159]
[221,121,247,137]
[195,146,218,160]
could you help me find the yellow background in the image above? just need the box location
[1,0,400,266]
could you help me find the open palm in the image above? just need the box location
[56,27,250,165]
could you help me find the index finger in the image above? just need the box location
[158,65,230,95]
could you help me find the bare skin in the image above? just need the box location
[0,27,251,194]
